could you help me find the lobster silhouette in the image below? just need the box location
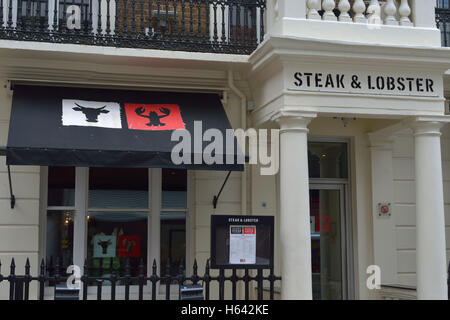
[135,106,170,127]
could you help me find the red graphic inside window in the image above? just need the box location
[125,103,185,131]
[243,227,255,234]
[316,216,331,233]
[118,235,141,258]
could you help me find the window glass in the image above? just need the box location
[162,169,187,209]
[48,167,75,207]
[89,167,148,208]
[46,210,74,275]
[87,211,148,285]
[310,189,343,300]
[437,0,450,9]
[308,142,348,179]
[160,169,186,279]
[160,211,186,277]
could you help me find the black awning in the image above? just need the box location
[6,85,243,171]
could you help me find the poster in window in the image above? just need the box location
[93,235,117,258]
[229,226,256,264]
[118,235,141,258]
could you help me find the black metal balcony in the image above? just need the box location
[437,1,450,46]
[0,0,266,54]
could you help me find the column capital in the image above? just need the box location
[271,109,317,133]
[408,119,445,137]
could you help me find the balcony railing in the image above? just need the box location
[437,0,450,46]
[0,0,266,54]
[307,0,415,26]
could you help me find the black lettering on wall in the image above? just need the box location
[426,79,434,93]
[294,72,303,87]
[397,77,405,91]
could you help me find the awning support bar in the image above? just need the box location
[7,164,15,209]
[213,170,232,209]
[0,146,16,209]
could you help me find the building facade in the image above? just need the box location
[0,0,449,300]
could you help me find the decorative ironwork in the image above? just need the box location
[436,8,450,47]
[0,257,281,300]
[0,0,266,55]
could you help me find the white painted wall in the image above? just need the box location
[192,86,251,300]
[0,79,40,299]
[391,126,450,286]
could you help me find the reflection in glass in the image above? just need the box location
[87,211,148,285]
[160,211,186,279]
[46,210,74,280]
[88,167,148,208]
[47,167,75,207]
[308,142,348,179]
[161,168,187,280]
[310,189,342,300]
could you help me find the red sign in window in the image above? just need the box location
[118,235,141,258]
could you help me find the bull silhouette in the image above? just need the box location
[98,239,112,254]
[73,103,109,123]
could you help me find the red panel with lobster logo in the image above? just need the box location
[125,103,185,131]
[118,235,141,258]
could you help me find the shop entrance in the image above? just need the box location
[308,139,353,300]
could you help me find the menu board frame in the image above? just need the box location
[210,215,274,269]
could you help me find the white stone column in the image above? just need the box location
[411,120,448,300]
[272,110,316,300]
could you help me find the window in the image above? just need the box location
[308,142,348,179]
[43,166,189,291]
[160,168,187,279]
[45,166,75,280]
[87,167,148,284]
[437,0,450,9]
[229,3,257,44]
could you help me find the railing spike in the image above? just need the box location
[40,258,45,275]
[25,258,30,274]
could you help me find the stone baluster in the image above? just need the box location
[352,0,367,23]
[367,0,381,26]
[338,0,352,22]
[322,0,337,21]
[398,0,413,26]
[384,0,399,25]
[307,0,321,20]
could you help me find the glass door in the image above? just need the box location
[309,184,347,300]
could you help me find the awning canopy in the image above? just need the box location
[6,85,243,171]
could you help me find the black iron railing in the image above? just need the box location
[437,1,450,47]
[0,257,281,300]
[0,0,266,54]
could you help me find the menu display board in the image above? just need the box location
[229,226,256,264]
[210,215,274,269]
